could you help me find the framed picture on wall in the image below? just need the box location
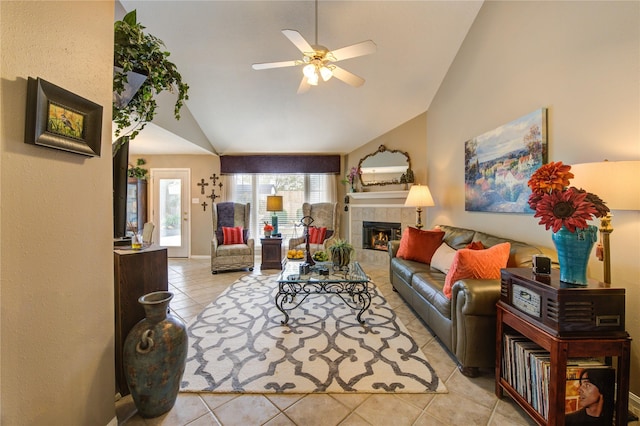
[464,108,547,213]
[25,77,103,157]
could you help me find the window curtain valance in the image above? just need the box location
[220,155,340,174]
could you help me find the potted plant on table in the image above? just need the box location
[329,239,354,269]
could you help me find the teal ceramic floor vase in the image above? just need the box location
[551,225,598,285]
[123,291,187,418]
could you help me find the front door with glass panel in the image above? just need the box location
[150,169,190,257]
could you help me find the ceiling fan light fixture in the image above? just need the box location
[320,66,333,81]
[307,72,319,86]
[303,64,316,79]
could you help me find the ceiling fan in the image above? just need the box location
[251,1,376,94]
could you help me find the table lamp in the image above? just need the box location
[570,161,640,284]
[404,184,435,229]
[266,195,283,236]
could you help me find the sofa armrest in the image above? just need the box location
[288,236,305,250]
[211,235,220,258]
[323,235,338,251]
[450,278,501,371]
[451,278,501,316]
[388,240,401,258]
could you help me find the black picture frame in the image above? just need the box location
[25,77,103,157]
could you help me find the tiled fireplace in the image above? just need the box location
[348,201,415,264]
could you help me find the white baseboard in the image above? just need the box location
[189,255,209,259]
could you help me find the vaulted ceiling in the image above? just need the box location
[119,1,483,156]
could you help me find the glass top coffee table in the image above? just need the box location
[276,261,371,324]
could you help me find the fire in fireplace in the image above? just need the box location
[362,221,402,251]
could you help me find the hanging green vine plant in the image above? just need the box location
[128,158,148,179]
[113,10,189,153]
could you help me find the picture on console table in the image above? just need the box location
[464,108,547,213]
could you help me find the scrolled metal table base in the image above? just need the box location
[276,281,371,325]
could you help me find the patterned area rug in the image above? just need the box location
[180,274,447,394]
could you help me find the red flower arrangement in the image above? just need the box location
[527,161,609,233]
[263,223,274,232]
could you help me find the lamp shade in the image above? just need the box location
[266,195,283,212]
[404,184,435,207]
[570,161,640,211]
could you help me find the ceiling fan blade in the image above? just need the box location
[282,29,314,54]
[331,66,365,87]
[297,76,311,94]
[330,40,377,62]
[252,60,298,70]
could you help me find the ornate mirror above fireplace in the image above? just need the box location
[358,145,413,187]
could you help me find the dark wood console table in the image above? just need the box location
[114,246,168,396]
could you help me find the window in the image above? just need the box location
[228,173,336,240]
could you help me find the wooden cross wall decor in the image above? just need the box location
[209,173,220,185]
[197,178,209,194]
[201,201,208,212]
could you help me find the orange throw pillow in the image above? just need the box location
[222,226,244,245]
[308,226,327,244]
[396,227,445,264]
[443,242,511,299]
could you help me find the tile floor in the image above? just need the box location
[116,257,637,426]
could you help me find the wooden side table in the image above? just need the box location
[261,237,283,270]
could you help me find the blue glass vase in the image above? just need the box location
[551,225,598,285]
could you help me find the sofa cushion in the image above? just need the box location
[436,225,476,249]
[412,271,451,318]
[396,227,445,264]
[443,242,511,299]
[472,231,542,267]
[391,257,432,286]
[431,243,457,274]
[217,243,252,256]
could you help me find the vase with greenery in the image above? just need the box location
[329,239,354,269]
[113,10,189,153]
[128,158,148,179]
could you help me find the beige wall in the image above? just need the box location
[1,1,116,424]
[347,112,427,190]
[141,155,220,256]
[425,1,640,394]
[341,113,427,238]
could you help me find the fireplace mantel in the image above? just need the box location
[348,190,408,200]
